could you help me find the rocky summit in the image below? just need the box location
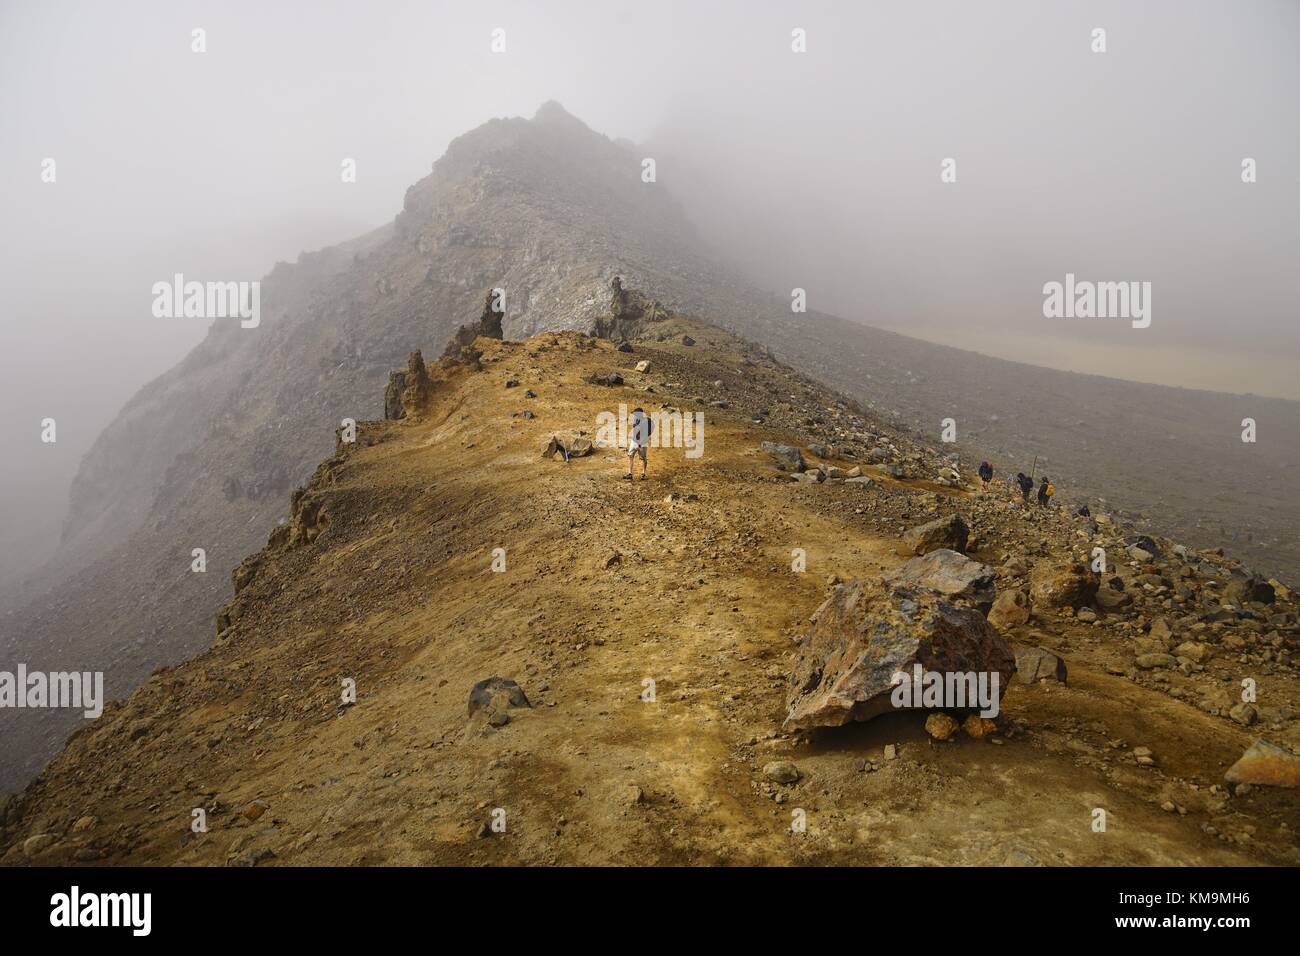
[2,287,1298,867]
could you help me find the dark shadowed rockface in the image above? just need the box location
[1,101,1296,792]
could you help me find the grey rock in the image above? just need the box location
[1014,643,1068,683]
[762,761,801,785]
[883,549,995,607]
[761,442,806,472]
[1229,702,1258,726]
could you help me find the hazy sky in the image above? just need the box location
[2,0,1297,573]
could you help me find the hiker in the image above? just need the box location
[1016,472,1033,502]
[1037,476,1055,508]
[624,407,652,481]
[978,461,993,491]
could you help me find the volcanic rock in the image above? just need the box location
[902,514,970,555]
[988,589,1031,630]
[1224,739,1300,788]
[785,582,1015,731]
[1030,559,1100,610]
[883,549,996,607]
[1013,643,1067,683]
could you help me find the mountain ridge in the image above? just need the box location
[3,306,1296,865]
[2,101,1296,794]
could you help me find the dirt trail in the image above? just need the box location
[2,322,1296,866]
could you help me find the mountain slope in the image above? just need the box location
[3,316,1296,865]
[3,102,1297,794]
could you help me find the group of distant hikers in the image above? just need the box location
[611,411,1071,508]
[978,460,1060,509]
[622,414,1067,506]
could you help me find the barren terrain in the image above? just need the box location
[3,315,1296,866]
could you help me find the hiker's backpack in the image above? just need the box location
[1045,482,1056,497]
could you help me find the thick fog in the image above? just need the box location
[2,0,1297,582]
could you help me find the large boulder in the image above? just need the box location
[540,436,593,460]
[784,582,1016,732]
[902,514,969,555]
[883,549,995,607]
[1029,560,1099,610]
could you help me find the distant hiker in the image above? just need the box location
[624,407,652,481]
[978,461,993,491]
[1037,476,1055,508]
[1016,472,1033,502]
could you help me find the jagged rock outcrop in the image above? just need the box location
[384,350,431,420]
[442,289,506,364]
[218,440,357,635]
[592,276,670,342]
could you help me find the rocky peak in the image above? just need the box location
[532,99,587,128]
[442,288,506,364]
[384,349,431,421]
